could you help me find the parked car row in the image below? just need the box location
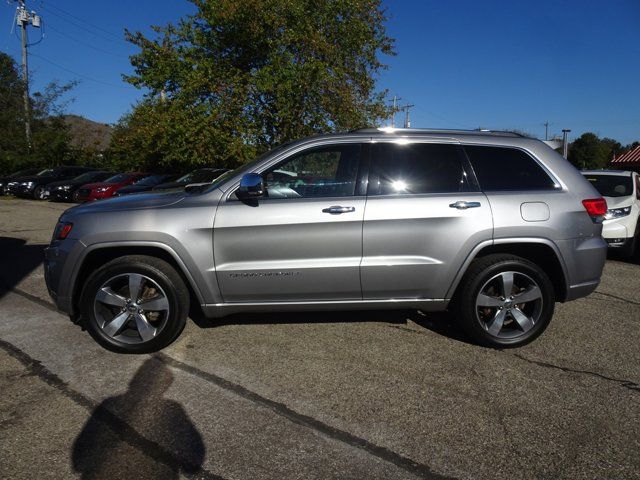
[0,166,230,202]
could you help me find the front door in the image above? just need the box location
[361,141,493,300]
[214,143,368,303]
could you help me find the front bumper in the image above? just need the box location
[44,238,84,314]
[49,189,73,201]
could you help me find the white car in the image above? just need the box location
[582,170,640,257]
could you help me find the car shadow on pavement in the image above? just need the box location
[190,308,412,329]
[406,310,473,344]
[71,357,205,479]
[0,236,47,300]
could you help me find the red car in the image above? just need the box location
[75,172,149,202]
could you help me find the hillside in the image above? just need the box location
[63,115,112,151]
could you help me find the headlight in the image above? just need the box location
[96,187,110,193]
[604,206,631,220]
[58,185,71,190]
[21,181,35,190]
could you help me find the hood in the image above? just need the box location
[79,182,118,190]
[602,195,634,209]
[153,181,186,191]
[116,184,154,194]
[10,175,46,183]
[48,179,78,188]
[67,190,186,215]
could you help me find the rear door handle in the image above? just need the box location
[322,206,356,214]
[449,201,481,210]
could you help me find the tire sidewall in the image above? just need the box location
[80,259,187,353]
[460,259,555,348]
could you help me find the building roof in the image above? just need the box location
[611,145,640,165]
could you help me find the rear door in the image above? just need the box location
[361,140,493,300]
[213,142,368,302]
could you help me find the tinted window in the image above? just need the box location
[465,146,556,191]
[584,174,633,197]
[263,144,361,198]
[134,175,169,186]
[104,173,132,183]
[370,143,470,195]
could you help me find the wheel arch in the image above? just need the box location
[71,243,205,317]
[447,239,569,302]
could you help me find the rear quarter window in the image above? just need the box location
[464,145,557,191]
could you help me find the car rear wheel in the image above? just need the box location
[452,254,555,348]
[80,255,190,353]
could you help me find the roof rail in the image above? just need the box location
[351,127,527,138]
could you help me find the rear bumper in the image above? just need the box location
[556,236,607,302]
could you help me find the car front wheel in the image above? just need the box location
[80,255,190,353]
[452,254,555,348]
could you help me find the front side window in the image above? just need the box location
[369,143,470,195]
[262,144,361,198]
[464,145,557,191]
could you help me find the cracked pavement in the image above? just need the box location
[0,197,639,479]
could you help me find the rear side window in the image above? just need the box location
[464,146,557,191]
[369,143,471,195]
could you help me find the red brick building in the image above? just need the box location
[610,145,640,172]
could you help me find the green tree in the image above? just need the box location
[114,0,394,171]
[0,52,76,173]
[568,132,618,170]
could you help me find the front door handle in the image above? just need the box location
[449,201,481,210]
[322,206,356,214]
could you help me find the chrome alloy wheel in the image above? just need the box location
[475,271,543,339]
[93,273,170,344]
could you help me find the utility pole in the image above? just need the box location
[543,121,550,141]
[399,104,414,128]
[389,95,401,128]
[562,129,571,159]
[15,0,42,151]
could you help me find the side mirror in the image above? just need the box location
[236,173,264,199]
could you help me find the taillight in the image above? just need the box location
[582,198,607,218]
[54,222,73,240]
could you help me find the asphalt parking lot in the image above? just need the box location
[0,197,638,480]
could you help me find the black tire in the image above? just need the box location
[33,185,46,200]
[452,254,555,348]
[621,221,639,259]
[80,255,190,353]
[71,190,81,203]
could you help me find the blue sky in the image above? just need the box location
[2,0,639,144]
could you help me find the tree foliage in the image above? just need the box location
[568,132,624,170]
[113,0,395,171]
[0,52,77,174]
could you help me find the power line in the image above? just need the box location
[38,5,127,46]
[30,52,137,90]
[46,23,125,57]
[41,2,124,41]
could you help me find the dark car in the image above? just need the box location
[152,168,229,191]
[114,174,178,196]
[0,167,40,195]
[75,172,149,202]
[46,171,115,202]
[8,166,96,199]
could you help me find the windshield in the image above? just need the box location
[134,174,167,186]
[584,174,633,198]
[177,169,226,184]
[74,172,104,182]
[104,173,132,183]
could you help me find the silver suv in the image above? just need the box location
[44,128,608,353]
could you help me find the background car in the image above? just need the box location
[7,166,96,199]
[582,169,640,257]
[114,174,178,196]
[75,172,148,202]
[0,167,40,195]
[152,168,229,191]
[47,171,115,202]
